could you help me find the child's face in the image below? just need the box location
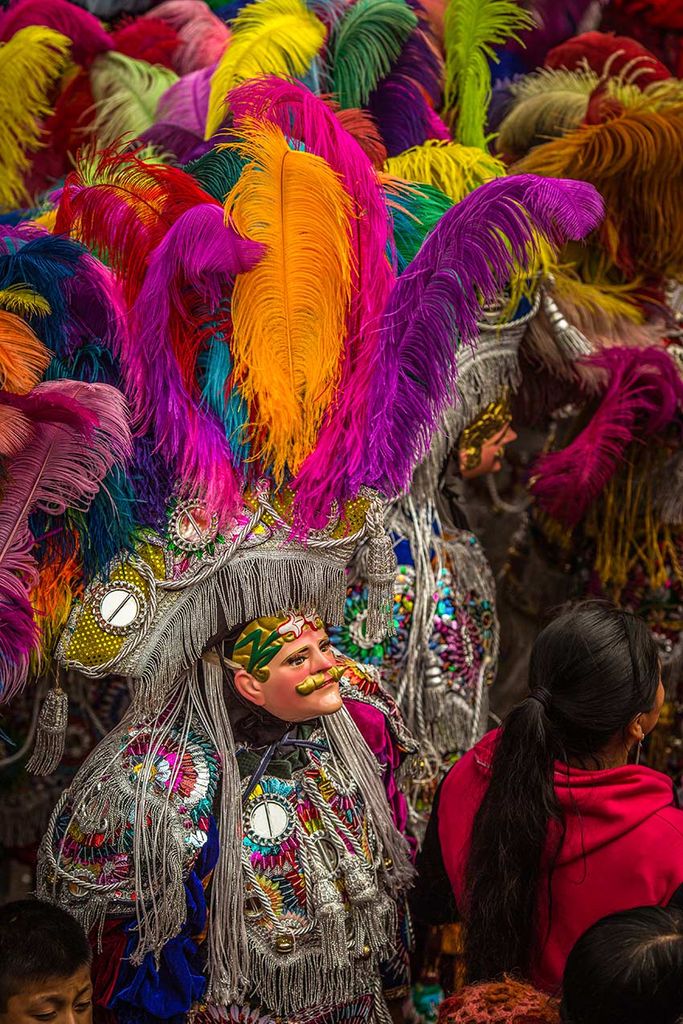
[0,966,92,1024]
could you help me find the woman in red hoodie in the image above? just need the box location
[412,601,683,994]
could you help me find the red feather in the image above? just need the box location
[25,70,95,197]
[111,17,181,70]
[545,31,672,86]
[333,106,388,169]
[55,147,219,308]
[0,0,112,66]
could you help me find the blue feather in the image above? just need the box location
[0,232,85,352]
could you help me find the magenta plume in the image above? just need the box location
[368,174,604,494]
[0,0,113,64]
[0,380,131,700]
[129,203,263,516]
[531,346,683,527]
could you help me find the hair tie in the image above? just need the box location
[529,687,552,712]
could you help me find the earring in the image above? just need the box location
[635,739,642,766]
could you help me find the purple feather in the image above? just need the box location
[504,0,598,71]
[367,174,605,494]
[140,123,212,163]
[368,29,444,156]
[140,66,215,161]
[128,202,263,517]
[531,346,683,526]
[156,65,214,136]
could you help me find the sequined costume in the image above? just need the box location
[40,658,414,1024]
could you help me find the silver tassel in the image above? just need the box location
[341,855,379,906]
[542,285,592,359]
[27,685,68,775]
[364,496,397,643]
[314,873,350,970]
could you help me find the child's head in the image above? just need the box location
[0,900,92,1024]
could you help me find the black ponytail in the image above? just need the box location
[463,601,660,983]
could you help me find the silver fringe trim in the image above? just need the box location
[38,665,249,1003]
[323,706,415,896]
[365,496,398,643]
[246,930,382,1016]
[127,555,347,715]
[542,286,592,360]
[26,686,69,776]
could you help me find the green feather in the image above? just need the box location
[444,0,534,149]
[184,146,248,202]
[90,52,178,148]
[331,0,417,109]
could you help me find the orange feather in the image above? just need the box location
[224,120,354,482]
[0,310,51,393]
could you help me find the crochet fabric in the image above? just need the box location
[437,978,560,1024]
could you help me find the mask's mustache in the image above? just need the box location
[296,664,346,696]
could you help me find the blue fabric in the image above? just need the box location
[109,817,220,1022]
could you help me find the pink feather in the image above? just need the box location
[128,203,263,517]
[425,105,451,141]
[227,76,396,526]
[0,380,131,700]
[531,346,683,526]
[0,0,113,65]
[145,0,231,74]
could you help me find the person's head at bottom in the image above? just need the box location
[438,976,559,1023]
[0,900,92,1024]
[561,906,683,1024]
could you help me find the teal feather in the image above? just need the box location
[197,314,251,463]
[388,181,453,272]
[183,145,248,202]
[44,345,138,578]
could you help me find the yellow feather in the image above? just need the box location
[0,310,51,394]
[384,140,505,202]
[496,68,598,160]
[205,0,326,138]
[552,270,645,323]
[30,208,58,232]
[0,26,71,211]
[0,284,52,318]
[224,120,354,481]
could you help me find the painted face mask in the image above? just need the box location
[459,395,517,479]
[230,611,345,721]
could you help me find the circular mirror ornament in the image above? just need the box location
[91,581,147,635]
[246,793,295,845]
[169,500,219,554]
[309,831,340,872]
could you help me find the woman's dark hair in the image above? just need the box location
[463,601,660,982]
[561,906,683,1024]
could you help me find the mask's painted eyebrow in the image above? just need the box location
[285,645,309,661]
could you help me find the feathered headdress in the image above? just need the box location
[38,71,602,707]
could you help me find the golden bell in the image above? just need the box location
[274,933,294,954]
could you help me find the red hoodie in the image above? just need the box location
[437,728,683,993]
